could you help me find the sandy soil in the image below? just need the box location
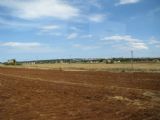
[0,67,160,120]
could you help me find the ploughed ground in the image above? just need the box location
[0,67,160,120]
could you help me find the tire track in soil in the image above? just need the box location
[0,71,160,120]
[0,72,159,93]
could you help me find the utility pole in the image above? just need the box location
[131,50,134,71]
[69,55,72,64]
[131,50,134,81]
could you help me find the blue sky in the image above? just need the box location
[0,0,160,62]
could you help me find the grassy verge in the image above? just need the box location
[0,63,160,72]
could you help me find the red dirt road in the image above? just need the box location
[0,67,160,120]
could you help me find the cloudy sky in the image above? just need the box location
[0,0,160,61]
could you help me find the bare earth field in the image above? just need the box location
[0,67,160,120]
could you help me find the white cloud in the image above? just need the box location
[155,45,160,48]
[49,32,62,36]
[81,34,93,39]
[102,35,148,50]
[116,0,140,5]
[103,35,139,42]
[148,37,160,45]
[67,33,78,40]
[0,41,62,53]
[66,33,93,40]
[73,44,99,50]
[0,0,79,20]
[39,25,60,34]
[88,14,105,22]
[37,32,62,36]
[88,0,102,8]
[0,17,37,28]
[130,42,148,50]
[37,25,62,36]
[40,25,60,31]
[70,26,80,31]
[148,37,160,48]
[1,42,41,49]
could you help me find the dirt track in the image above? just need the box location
[0,67,160,120]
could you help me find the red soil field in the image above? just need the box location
[0,67,160,120]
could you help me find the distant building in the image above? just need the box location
[106,59,112,64]
[153,59,160,63]
[113,60,121,64]
[7,59,16,65]
[24,62,36,65]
